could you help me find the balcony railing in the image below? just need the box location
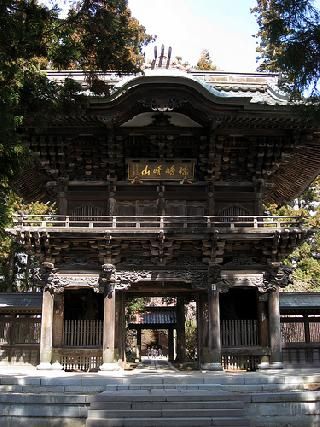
[11,215,303,232]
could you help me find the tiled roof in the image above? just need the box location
[129,310,176,325]
[45,69,287,106]
[280,292,320,313]
[0,293,42,313]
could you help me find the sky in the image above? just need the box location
[44,0,260,72]
[128,0,259,72]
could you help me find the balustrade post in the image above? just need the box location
[160,216,164,229]
[112,216,116,228]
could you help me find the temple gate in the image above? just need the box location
[7,68,319,371]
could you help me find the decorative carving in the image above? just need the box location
[262,265,293,292]
[208,264,232,293]
[117,268,208,289]
[223,257,260,267]
[99,263,117,296]
[101,263,116,280]
[36,262,62,293]
[137,98,188,112]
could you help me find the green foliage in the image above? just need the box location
[0,0,152,288]
[0,194,56,291]
[195,49,217,71]
[265,176,320,291]
[126,297,150,317]
[252,0,320,99]
[185,303,197,360]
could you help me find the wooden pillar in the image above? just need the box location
[198,293,210,363]
[268,288,283,368]
[37,288,54,369]
[168,327,174,361]
[257,294,269,366]
[196,295,202,367]
[203,286,223,370]
[118,292,126,362]
[304,314,311,343]
[136,328,142,362]
[53,293,64,348]
[304,314,312,363]
[175,297,186,363]
[115,291,125,363]
[100,286,119,370]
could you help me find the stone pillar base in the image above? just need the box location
[258,361,283,370]
[99,362,121,371]
[51,361,64,370]
[36,362,53,370]
[201,362,223,371]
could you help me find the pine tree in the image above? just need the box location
[195,49,217,71]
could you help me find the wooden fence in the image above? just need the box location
[0,317,41,345]
[281,316,320,365]
[64,320,103,347]
[221,319,258,347]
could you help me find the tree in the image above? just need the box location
[195,49,217,71]
[252,0,320,99]
[265,177,320,291]
[0,0,152,288]
[0,0,152,213]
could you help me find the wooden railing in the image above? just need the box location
[12,215,302,231]
[64,319,103,347]
[221,319,259,347]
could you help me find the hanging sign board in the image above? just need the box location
[128,159,195,181]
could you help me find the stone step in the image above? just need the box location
[0,384,105,393]
[1,416,85,427]
[88,408,245,418]
[0,404,87,417]
[89,390,250,403]
[89,399,245,410]
[0,381,308,395]
[2,373,320,386]
[86,417,250,427]
[103,382,306,393]
[0,393,89,404]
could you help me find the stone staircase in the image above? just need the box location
[86,389,250,426]
[1,370,320,426]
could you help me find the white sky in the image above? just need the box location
[128,0,259,72]
[43,0,262,72]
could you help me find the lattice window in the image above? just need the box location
[218,205,250,217]
[70,204,105,220]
